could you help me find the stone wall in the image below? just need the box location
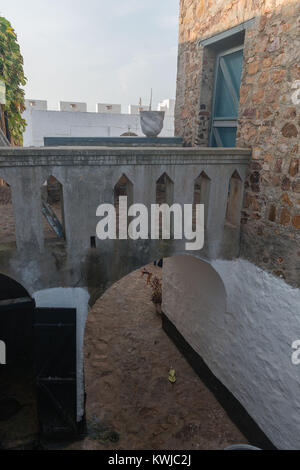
[175,0,300,287]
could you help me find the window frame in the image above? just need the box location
[209,45,244,147]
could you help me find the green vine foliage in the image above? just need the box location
[0,16,26,145]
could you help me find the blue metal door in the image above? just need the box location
[210,47,244,147]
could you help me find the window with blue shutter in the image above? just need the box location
[210,46,244,147]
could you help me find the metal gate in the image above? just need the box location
[34,307,77,439]
[210,46,244,147]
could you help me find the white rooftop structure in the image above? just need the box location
[25,99,48,111]
[128,104,150,115]
[97,103,122,114]
[59,101,87,113]
[158,98,176,116]
[22,98,175,146]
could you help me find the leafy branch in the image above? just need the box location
[0,16,27,145]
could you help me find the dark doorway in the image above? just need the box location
[0,277,79,448]
[0,275,38,449]
[34,307,78,441]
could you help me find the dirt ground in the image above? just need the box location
[71,265,247,450]
[0,355,39,449]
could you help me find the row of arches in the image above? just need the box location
[0,170,243,247]
[114,169,243,236]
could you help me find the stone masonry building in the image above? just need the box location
[175,0,300,287]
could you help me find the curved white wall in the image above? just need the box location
[162,255,300,449]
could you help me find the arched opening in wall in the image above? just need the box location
[156,173,174,237]
[82,256,249,450]
[0,178,16,247]
[225,170,243,226]
[41,176,65,242]
[0,275,38,449]
[193,171,211,230]
[114,174,133,236]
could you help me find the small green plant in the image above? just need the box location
[0,17,27,145]
[141,268,162,306]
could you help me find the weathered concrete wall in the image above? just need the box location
[0,128,9,147]
[0,147,250,310]
[175,0,300,287]
[0,147,250,300]
[0,145,250,301]
[0,146,250,426]
[162,255,300,449]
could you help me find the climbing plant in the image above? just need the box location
[0,16,26,145]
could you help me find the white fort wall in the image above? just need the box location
[162,255,300,450]
[23,99,175,147]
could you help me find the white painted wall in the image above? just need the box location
[32,287,90,422]
[128,104,151,114]
[97,103,121,114]
[162,255,300,449]
[59,101,87,112]
[158,98,175,116]
[23,108,175,146]
[25,99,48,111]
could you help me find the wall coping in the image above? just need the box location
[44,137,183,147]
[0,147,252,167]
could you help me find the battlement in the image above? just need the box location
[25,98,175,115]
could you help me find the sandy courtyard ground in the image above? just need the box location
[71,265,247,450]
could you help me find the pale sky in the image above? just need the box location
[1,0,179,111]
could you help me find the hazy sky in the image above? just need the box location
[1,0,179,111]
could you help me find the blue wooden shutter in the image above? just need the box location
[211,47,244,147]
